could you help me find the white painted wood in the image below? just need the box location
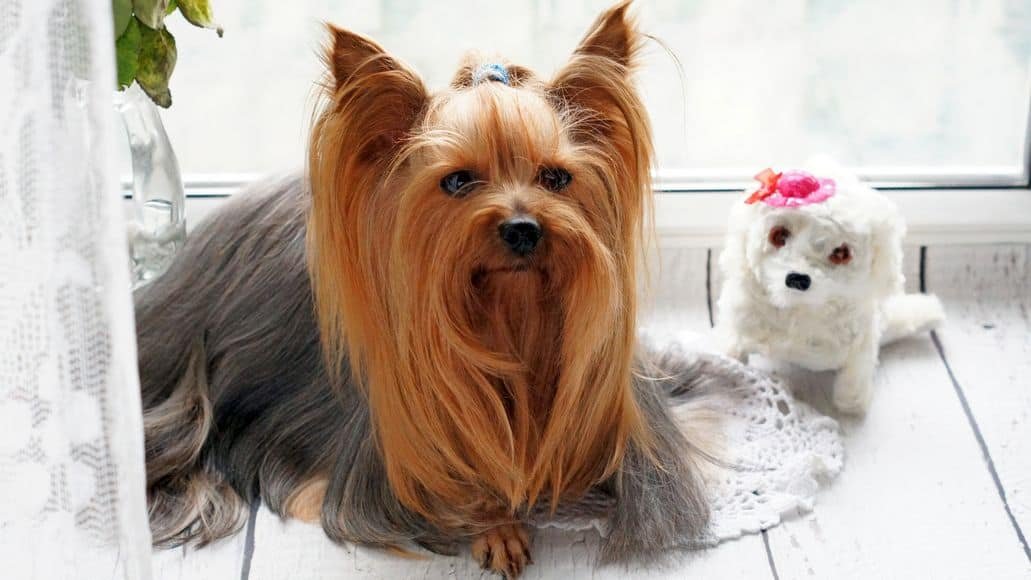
[901,244,922,294]
[643,246,713,330]
[757,335,1031,579]
[246,507,774,580]
[652,190,1031,248]
[151,531,248,580]
[652,165,1031,191]
[927,244,1031,544]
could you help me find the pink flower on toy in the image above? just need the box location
[745,168,835,207]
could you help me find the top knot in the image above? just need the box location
[472,63,510,86]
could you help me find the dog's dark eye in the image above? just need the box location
[768,226,790,248]
[440,170,477,197]
[538,167,572,192]
[829,244,852,265]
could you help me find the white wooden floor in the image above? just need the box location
[152,244,1031,580]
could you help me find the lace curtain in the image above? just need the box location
[0,0,153,578]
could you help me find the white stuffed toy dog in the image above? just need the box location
[716,162,944,413]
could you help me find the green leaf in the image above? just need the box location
[133,0,169,30]
[166,0,178,15]
[176,0,223,37]
[113,0,132,37]
[115,17,141,89]
[136,25,176,108]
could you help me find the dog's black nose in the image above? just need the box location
[785,272,811,291]
[499,216,542,256]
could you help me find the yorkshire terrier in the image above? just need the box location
[137,2,739,576]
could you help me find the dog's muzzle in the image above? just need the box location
[785,272,811,291]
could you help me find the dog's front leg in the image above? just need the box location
[832,318,878,414]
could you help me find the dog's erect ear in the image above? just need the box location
[309,25,428,378]
[550,1,644,125]
[549,1,652,222]
[321,24,427,162]
[327,25,396,88]
[570,0,637,66]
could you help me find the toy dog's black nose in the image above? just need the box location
[785,272,811,291]
[499,216,542,256]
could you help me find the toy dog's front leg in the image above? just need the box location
[831,318,878,414]
[716,286,751,363]
[718,324,749,363]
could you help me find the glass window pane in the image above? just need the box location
[157,0,1031,180]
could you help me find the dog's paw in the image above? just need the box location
[471,523,532,578]
[832,373,872,415]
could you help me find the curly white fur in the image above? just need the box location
[716,160,945,414]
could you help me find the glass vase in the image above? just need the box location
[114,84,185,287]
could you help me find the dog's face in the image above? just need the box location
[307,2,654,526]
[393,76,630,349]
[745,207,874,308]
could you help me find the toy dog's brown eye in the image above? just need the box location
[440,170,477,197]
[538,167,572,192]
[768,226,790,248]
[830,244,852,265]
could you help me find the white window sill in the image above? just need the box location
[154,187,1031,248]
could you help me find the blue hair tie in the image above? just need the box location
[472,63,510,86]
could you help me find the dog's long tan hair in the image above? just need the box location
[308,1,655,530]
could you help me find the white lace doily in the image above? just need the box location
[703,353,843,541]
[531,330,844,545]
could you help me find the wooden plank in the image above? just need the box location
[703,241,1030,578]
[758,335,1031,578]
[902,244,922,293]
[246,506,774,579]
[152,530,248,580]
[709,246,725,326]
[926,244,1031,559]
[642,246,713,331]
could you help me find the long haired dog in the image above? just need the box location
[717,163,944,414]
[138,3,730,576]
